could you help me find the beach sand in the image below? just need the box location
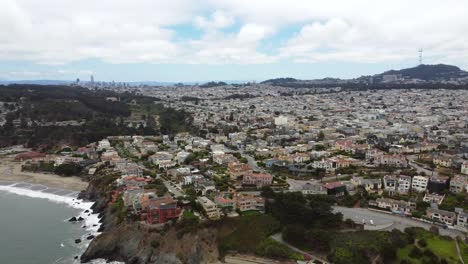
[0,156,88,192]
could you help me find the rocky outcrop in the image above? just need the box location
[78,180,118,232]
[80,223,220,264]
[78,180,220,264]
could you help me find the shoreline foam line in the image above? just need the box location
[0,181,124,264]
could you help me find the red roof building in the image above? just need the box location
[15,151,46,161]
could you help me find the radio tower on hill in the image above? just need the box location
[418,48,423,65]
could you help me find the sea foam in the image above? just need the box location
[0,182,123,264]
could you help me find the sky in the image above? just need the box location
[1,0,468,82]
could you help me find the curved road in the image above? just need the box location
[333,206,463,238]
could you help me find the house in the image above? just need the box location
[351,177,382,193]
[142,195,181,224]
[361,178,383,193]
[433,154,453,168]
[121,176,151,188]
[423,193,445,205]
[213,153,238,166]
[375,154,408,167]
[97,139,111,150]
[324,182,346,197]
[334,140,353,152]
[301,182,327,195]
[167,167,191,181]
[242,172,273,187]
[235,193,265,212]
[215,195,236,211]
[193,178,216,195]
[412,176,429,192]
[15,151,46,161]
[457,211,468,231]
[158,160,177,170]
[450,175,467,193]
[197,196,220,220]
[462,162,468,175]
[374,198,413,216]
[101,150,120,161]
[228,162,252,179]
[149,152,173,165]
[398,175,412,194]
[176,151,190,164]
[427,176,450,194]
[123,188,144,209]
[383,175,398,192]
[426,208,456,226]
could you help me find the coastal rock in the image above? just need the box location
[77,216,85,221]
[68,216,77,222]
[81,223,219,264]
[86,235,95,240]
[85,210,90,213]
[75,239,81,244]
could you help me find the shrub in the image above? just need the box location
[151,240,160,248]
[417,239,427,247]
[409,247,422,258]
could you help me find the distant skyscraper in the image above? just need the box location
[90,75,94,83]
[76,78,80,83]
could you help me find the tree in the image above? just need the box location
[54,163,82,176]
[318,131,325,141]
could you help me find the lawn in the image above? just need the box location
[240,210,262,216]
[396,228,459,264]
[418,230,458,263]
[396,245,421,264]
[217,214,303,260]
[458,240,468,263]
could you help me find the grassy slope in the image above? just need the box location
[396,229,459,264]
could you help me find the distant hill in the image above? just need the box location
[261,64,468,87]
[375,64,466,81]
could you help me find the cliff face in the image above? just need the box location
[79,182,220,264]
[80,222,220,264]
[78,181,118,232]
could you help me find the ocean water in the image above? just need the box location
[0,182,110,264]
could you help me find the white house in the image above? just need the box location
[274,115,288,127]
[98,139,111,150]
[462,162,468,175]
[412,176,428,192]
[398,175,412,194]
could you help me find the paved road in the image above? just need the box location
[238,149,262,172]
[407,155,438,176]
[334,206,464,238]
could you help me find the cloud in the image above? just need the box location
[1,0,468,66]
[194,11,234,31]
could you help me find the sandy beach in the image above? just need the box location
[0,156,88,192]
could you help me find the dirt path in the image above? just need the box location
[456,239,465,264]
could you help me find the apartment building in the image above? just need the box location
[412,176,429,192]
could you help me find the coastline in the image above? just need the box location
[0,180,106,264]
[0,156,88,192]
[0,155,113,263]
